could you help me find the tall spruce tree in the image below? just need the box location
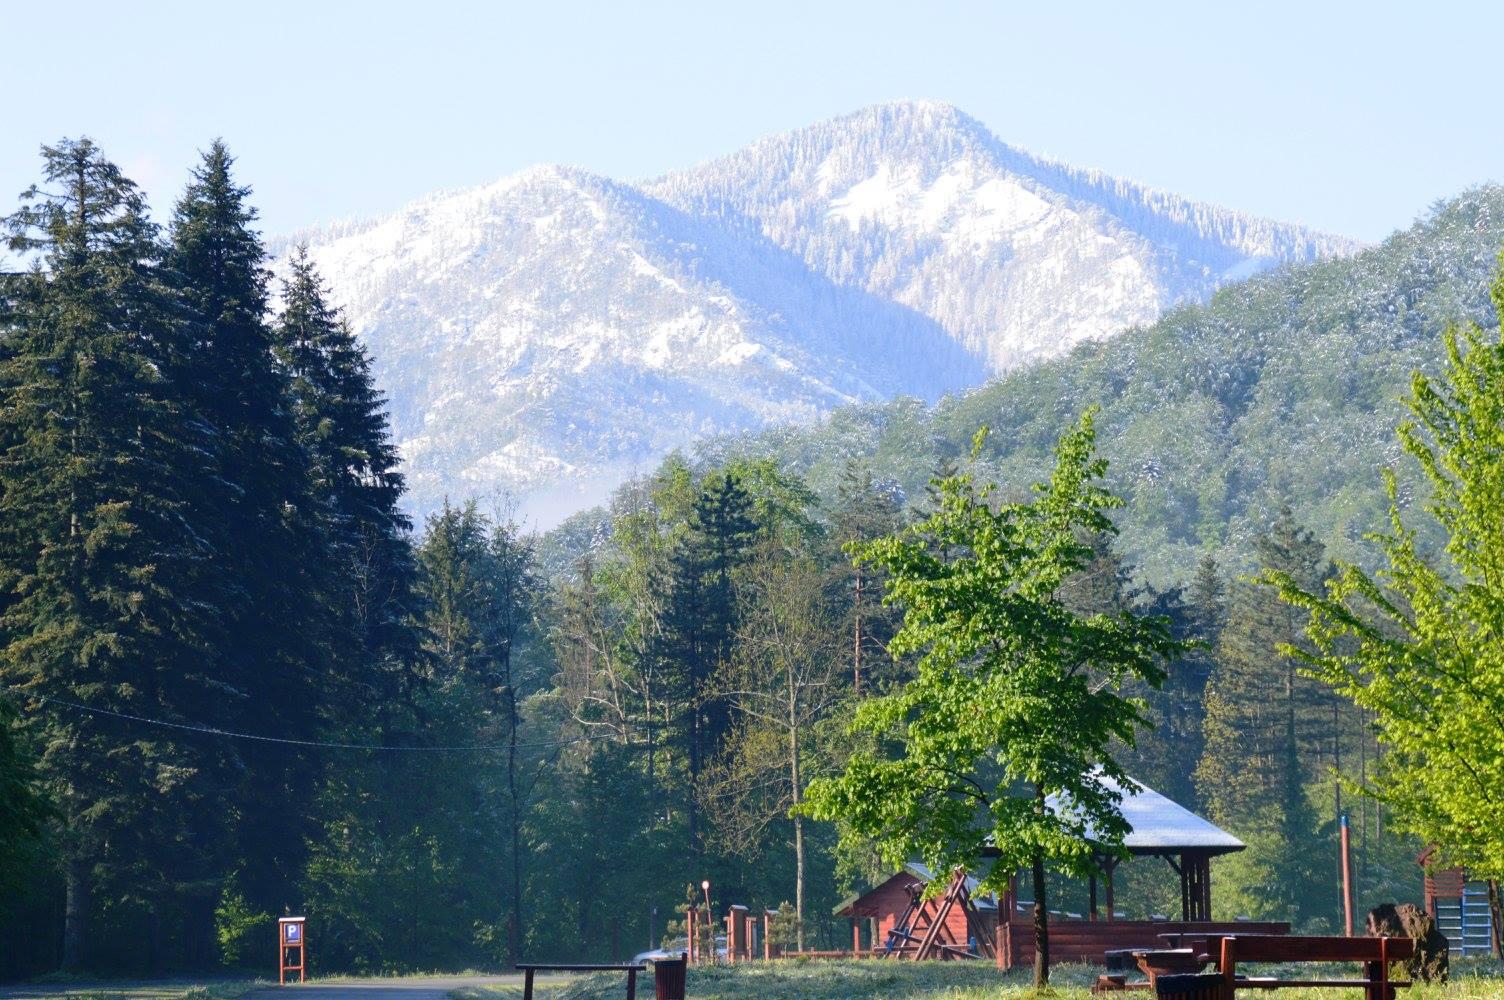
[654,470,756,853]
[0,139,233,969]
[167,141,329,918]
[1196,508,1339,926]
[273,247,420,725]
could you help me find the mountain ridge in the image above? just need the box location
[279,100,1357,526]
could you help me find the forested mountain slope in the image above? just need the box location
[552,187,1504,589]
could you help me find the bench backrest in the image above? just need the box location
[1221,934,1414,964]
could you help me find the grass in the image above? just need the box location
[450,957,1504,1000]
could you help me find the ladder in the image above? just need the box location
[1433,882,1494,957]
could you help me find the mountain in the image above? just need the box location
[648,101,1360,370]
[559,187,1502,590]
[283,101,1356,525]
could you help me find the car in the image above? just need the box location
[633,935,727,964]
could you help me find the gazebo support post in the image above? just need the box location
[1089,866,1098,921]
[1104,857,1116,922]
[1173,851,1212,921]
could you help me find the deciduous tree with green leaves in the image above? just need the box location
[1269,264,1504,953]
[801,411,1186,985]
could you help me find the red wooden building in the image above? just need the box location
[995,774,1287,968]
[834,863,999,958]
[837,774,1290,967]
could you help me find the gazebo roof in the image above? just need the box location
[1057,773,1245,857]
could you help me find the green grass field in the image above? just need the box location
[453,958,1504,1000]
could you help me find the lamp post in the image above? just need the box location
[701,880,712,964]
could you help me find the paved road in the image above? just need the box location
[0,975,572,1000]
[245,977,571,1000]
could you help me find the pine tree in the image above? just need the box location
[273,247,420,724]
[0,138,232,968]
[654,470,756,853]
[166,141,329,919]
[1196,508,1338,926]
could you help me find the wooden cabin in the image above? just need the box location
[834,863,998,957]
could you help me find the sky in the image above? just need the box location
[2,0,1499,243]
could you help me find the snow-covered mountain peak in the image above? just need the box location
[647,101,1357,369]
[282,102,1357,526]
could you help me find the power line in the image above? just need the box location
[7,688,630,753]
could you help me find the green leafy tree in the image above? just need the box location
[801,412,1185,985]
[829,461,906,695]
[1270,264,1504,951]
[706,551,843,948]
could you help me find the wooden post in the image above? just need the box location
[523,968,535,1000]
[1199,854,1212,921]
[1177,853,1192,921]
[1089,866,1098,921]
[626,967,637,1000]
[1105,858,1116,922]
[1341,815,1355,936]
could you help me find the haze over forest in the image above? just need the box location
[4,35,1504,990]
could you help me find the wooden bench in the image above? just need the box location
[515,962,648,1000]
[1152,935,1414,1000]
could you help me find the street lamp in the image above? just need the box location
[701,880,712,964]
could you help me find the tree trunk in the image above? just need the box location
[504,661,525,963]
[62,855,89,972]
[853,567,863,695]
[1488,879,1503,960]
[1032,850,1049,987]
[790,721,805,952]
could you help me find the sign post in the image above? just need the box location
[279,916,307,984]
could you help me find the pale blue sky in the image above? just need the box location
[3,0,1498,243]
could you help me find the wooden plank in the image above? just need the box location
[1220,935,1413,963]
[515,963,649,971]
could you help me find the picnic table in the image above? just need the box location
[515,962,647,1000]
[1096,947,1210,992]
[1151,934,1415,1000]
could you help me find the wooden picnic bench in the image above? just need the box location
[516,962,648,1000]
[1152,934,1414,1000]
[1095,947,1210,992]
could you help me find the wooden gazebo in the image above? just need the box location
[1067,774,1247,922]
[991,775,1289,969]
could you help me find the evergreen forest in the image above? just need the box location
[0,140,1499,978]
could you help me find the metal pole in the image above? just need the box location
[1341,814,1355,936]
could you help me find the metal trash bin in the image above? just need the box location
[654,953,688,1000]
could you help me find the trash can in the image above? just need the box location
[654,953,688,1000]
